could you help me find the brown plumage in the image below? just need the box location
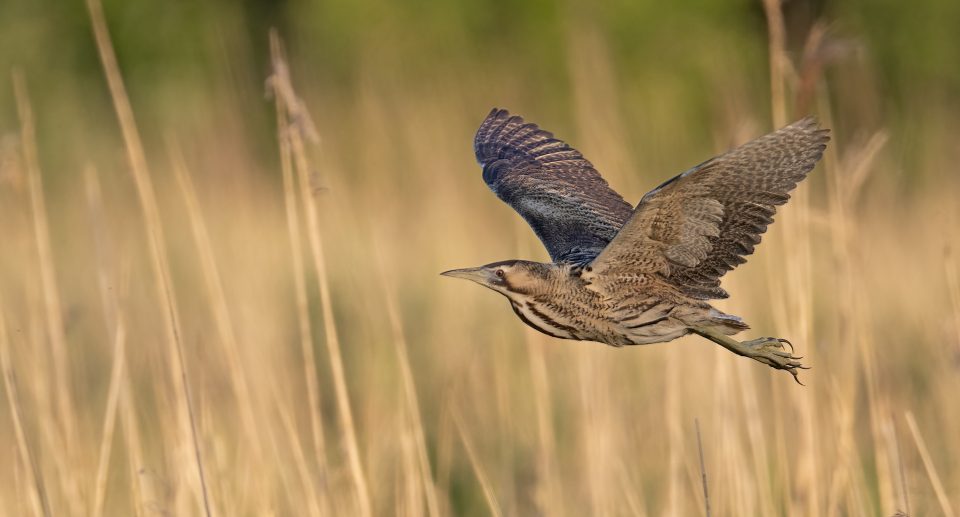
[443,109,830,381]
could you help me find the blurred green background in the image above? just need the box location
[3,0,960,185]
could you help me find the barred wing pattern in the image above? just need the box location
[587,117,830,299]
[475,108,634,264]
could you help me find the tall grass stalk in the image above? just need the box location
[269,32,372,517]
[84,0,213,514]
[905,412,956,517]
[84,165,147,516]
[170,143,266,462]
[90,316,126,517]
[375,247,442,517]
[269,41,331,493]
[452,407,503,517]
[0,306,51,517]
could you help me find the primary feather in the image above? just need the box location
[474,108,633,264]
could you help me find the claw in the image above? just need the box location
[777,338,794,353]
[790,370,806,386]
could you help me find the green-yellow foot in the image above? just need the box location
[690,327,809,384]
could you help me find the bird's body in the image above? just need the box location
[468,260,743,346]
[443,109,829,381]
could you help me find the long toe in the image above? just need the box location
[743,337,809,384]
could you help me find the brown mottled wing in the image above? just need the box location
[586,117,829,299]
[474,108,634,263]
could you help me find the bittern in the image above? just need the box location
[442,109,829,382]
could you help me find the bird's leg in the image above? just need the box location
[689,326,808,384]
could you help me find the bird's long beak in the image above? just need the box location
[440,267,488,284]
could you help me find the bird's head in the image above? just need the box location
[440,260,550,297]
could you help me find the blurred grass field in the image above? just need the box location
[1,0,960,515]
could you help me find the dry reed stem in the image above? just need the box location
[905,412,956,517]
[0,306,51,517]
[577,350,615,516]
[90,317,126,517]
[269,31,372,517]
[374,247,441,517]
[399,413,424,517]
[761,0,788,127]
[945,248,960,352]
[14,70,86,517]
[761,3,826,516]
[259,382,315,514]
[695,419,712,517]
[270,49,330,477]
[272,386,325,517]
[84,0,213,514]
[820,85,897,514]
[665,345,685,517]
[887,415,911,516]
[524,332,564,517]
[794,23,828,116]
[614,457,647,517]
[451,407,503,517]
[11,71,79,470]
[757,6,802,515]
[169,143,267,462]
[84,166,146,517]
[736,365,776,516]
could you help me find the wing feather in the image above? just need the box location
[474,108,633,263]
[586,117,830,299]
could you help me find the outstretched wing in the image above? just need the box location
[474,108,633,263]
[586,117,829,299]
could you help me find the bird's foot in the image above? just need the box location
[689,326,809,384]
[739,337,808,384]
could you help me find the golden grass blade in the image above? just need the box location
[117,384,146,517]
[271,57,329,475]
[615,457,648,517]
[399,413,425,517]
[269,31,372,517]
[83,0,213,514]
[169,142,267,462]
[905,412,956,517]
[374,246,442,517]
[945,247,960,351]
[665,346,686,517]
[272,387,325,517]
[0,307,51,517]
[525,332,564,517]
[11,70,78,467]
[695,419,712,517]
[451,408,503,517]
[888,415,911,516]
[737,367,776,516]
[761,0,788,127]
[84,166,147,517]
[90,316,126,517]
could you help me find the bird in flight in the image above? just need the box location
[442,108,829,382]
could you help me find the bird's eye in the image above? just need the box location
[495,269,505,278]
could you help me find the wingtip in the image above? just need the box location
[792,115,821,129]
[789,115,831,143]
[486,107,511,121]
